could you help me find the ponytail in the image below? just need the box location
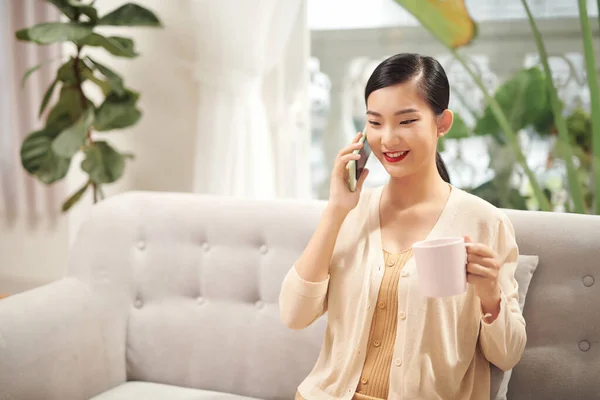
[436,152,450,183]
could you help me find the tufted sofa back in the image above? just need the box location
[502,208,600,400]
[67,191,600,400]
[68,192,327,400]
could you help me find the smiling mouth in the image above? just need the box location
[383,150,409,163]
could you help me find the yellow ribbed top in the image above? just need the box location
[353,249,413,399]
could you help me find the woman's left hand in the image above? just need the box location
[464,235,502,318]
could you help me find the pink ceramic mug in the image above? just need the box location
[412,237,469,298]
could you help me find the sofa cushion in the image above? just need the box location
[490,254,539,400]
[90,382,262,400]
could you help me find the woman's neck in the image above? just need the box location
[383,164,450,210]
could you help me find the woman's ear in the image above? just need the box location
[437,109,454,138]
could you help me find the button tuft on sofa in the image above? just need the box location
[579,340,591,352]
[137,241,146,250]
[202,242,210,252]
[255,300,264,309]
[583,275,595,287]
[259,244,268,255]
[134,299,143,309]
[196,296,205,305]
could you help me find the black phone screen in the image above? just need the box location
[356,139,371,180]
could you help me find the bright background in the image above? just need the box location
[1,0,598,294]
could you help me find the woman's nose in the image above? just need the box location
[382,126,400,146]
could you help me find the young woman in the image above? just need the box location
[279,53,526,400]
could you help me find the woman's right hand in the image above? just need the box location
[328,132,370,215]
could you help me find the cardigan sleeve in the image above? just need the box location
[279,264,329,330]
[479,214,527,371]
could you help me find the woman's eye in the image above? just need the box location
[368,121,380,126]
[400,119,417,125]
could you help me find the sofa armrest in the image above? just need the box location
[0,278,126,400]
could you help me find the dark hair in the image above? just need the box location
[364,53,451,183]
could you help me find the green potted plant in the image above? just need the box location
[17,1,162,212]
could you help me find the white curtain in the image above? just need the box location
[0,0,62,222]
[189,0,310,199]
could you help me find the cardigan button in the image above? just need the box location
[583,275,594,287]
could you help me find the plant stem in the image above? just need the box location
[522,0,587,213]
[73,44,98,203]
[449,48,551,211]
[579,0,600,214]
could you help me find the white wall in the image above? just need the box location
[1,0,200,294]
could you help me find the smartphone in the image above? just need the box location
[347,126,372,192]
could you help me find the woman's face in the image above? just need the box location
[365,80,452,180]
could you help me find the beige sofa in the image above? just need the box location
[0,191,598,400]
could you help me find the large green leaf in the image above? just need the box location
[39,79,59,118]
[94,90,142,131]
[87,57,125,96]
[52,108,94,158]
[48,0,98,23]
[61,180,90,212]
[88,75,112,96]
[567,108,592,153]
[48,0,78,19]
[393,0,477,48]
[36,151,71,184]
[46,85,93,131]
[474,67,550,138]
[531,99,555,136]
[15,23,92,45]
[78,33,138,58]
[20,128,71,184]
[98,3,162,27]
[21,128,58,174]
[57,58,94,85]
[81,141,126,183]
